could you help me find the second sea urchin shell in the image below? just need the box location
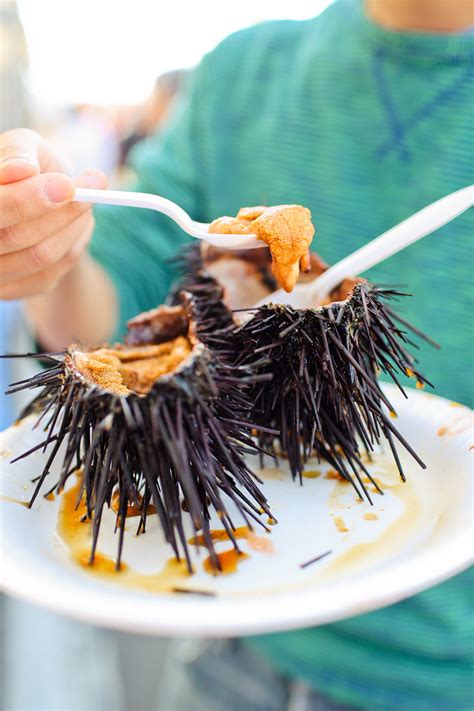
[171,245,436,500]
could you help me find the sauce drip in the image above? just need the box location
[57,485,266,590]
[203,548,249,576]
[190,526,274,553]
[325,470,348,482]
[57,479,192,592]
[111,491,156,518]
[303,470,321,479]
[57,478,89,550]
[436,415,473,437]
[74,549,127,573]
[0,495,29,508]
[190,527,247,545]
[321,466,420,580]
[334,516,349,533]
[258,467,285,481]
[361,476,384,495]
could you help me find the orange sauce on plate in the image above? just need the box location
[110,490,156,518]
[303,470,321,479]
[56,478,194,592]
[203,548,250,576]
[190,526,274,554]
[0,495,29,508]
[334,516,349,533]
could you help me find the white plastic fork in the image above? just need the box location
[254,185,474,310]
[74,187,263,250]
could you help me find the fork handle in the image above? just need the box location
[74,187,194,233]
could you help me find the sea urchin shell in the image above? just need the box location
[172,245,437,501]
[5,288,273,571]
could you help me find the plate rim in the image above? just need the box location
[1,384,473,636]
[1,520,472,638]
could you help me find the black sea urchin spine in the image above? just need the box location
[6,347,273,571]
[169,248,436,501]
[4,280,276,570]
[228,284,436,501]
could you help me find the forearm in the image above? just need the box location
[24,252,118,351]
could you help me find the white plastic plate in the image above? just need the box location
[0,385,472,637]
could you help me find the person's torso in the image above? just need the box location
[191,6,473,709]
[197,4,473,407]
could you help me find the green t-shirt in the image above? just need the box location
[91,2,473,708]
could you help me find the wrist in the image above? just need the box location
[24,252,118,351]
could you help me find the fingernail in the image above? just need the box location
[82,170,108,189]
[44,175,74,204]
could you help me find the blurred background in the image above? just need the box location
[0,0,333,428]
[0,1,332,709]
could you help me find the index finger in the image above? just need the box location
[0,128,42,185]
[0,172,75,230]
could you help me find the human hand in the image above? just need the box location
[0,128,107,300]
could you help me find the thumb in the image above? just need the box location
[0,128,43,185]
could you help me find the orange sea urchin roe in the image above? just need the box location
[236,206,267,221]
[118,338,191,394]
[208,204,315,292]
[207,216,255,235]
[74,336,192,395]
[74,351,128,395]
[251,205,315,292]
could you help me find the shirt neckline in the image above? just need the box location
[349,0,474,61]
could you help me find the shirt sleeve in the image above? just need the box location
[89,63,211,340]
